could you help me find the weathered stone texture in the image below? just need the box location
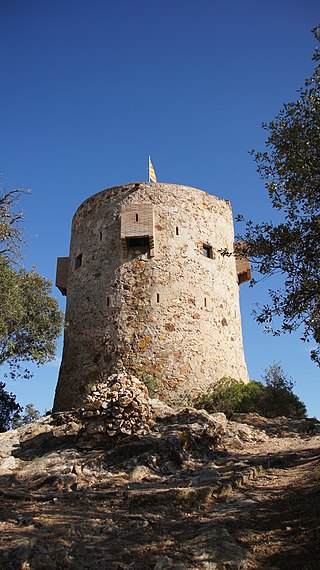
[77,372,153,449]
[54,182,249,411]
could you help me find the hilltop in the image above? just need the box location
[0,374,319,569]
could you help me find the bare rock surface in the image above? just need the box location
[0,375,319,569]
[231,412,320,437]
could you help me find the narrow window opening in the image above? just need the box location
[99,231,103,241]
[156,293,160,303]
[106,296,110,307]
[75,253,82,269]
[204,297,207,308]
[135,213,139,222]
[176,226,179,236]
[203,244,213,258]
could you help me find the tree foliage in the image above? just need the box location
[0,381,22,432]
[0,187,63,381]
[13,403,41,427]
[237,26,320,364]
[0,188,26,262]
[0,259,63,378]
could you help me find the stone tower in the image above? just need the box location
[54,182,251,411]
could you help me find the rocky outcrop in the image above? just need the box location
[231,412,320,437]
[1,375,319,569]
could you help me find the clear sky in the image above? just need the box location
[1,0,319,416]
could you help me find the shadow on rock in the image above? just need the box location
[12,431,78,461]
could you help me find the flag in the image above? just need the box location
[148,156,157,183]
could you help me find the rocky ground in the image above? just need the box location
[0,374,319,569]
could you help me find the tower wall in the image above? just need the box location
[53,183,249,411]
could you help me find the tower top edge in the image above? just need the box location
[73,182,231,219]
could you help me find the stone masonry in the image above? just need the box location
[54,182,250,411]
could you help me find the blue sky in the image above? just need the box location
[1,0,319,416]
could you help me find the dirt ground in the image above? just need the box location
[224,439,320,569]
[0,416,320,569]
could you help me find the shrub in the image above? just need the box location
[194,365,307,419]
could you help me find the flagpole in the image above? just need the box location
[148,155,150,182]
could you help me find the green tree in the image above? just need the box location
[0,187,26,262]
[0,187,63,381]
[263,361,294,391]
[237,25,320,364]
[13,403,41,427]
[261,362,307,419]
[0,258,63,379]
[0,381,22,432]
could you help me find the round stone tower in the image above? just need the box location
[53,182,250,411]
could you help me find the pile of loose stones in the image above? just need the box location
[77,372,153,449]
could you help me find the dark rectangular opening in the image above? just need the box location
[135,213,139,222]
[75,253,82,269]
[176,226,179,235]
[127,237,149,248]
[106,296,110,307]
[203,244,213,258]
[99,231,103,241]
[204,297,207,307]
[157,293,160,303]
